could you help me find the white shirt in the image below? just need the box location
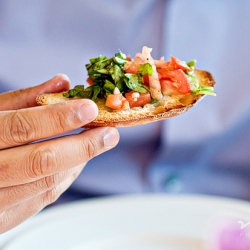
[1,0,250,200]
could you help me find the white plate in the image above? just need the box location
[1,194,250,250]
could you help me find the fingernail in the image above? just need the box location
[104,128,119,148]
[78,101,98,122]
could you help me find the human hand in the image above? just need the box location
[0,74,120,234]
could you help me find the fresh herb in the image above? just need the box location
[186,59,197,68]
[63,85,84,98]
[92,85,102,100]
[124,74,149,93]
[103,80,116,97]
[109,64,124,84]
[113,50,127,65]
[80,50,152,100]
[151,99,158,104]
[138,63,153,76]
[186,74,199,90]
[63,49,215,106]
[89,55,107,64]
[191,86,217,96]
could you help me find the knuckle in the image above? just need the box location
[81,138,99,160]
[42,175,59,189]
[52,110,69,132]
[43,187,61,206]
[27,147,57,179]
[8,112,34,144]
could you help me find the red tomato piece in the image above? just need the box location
[124,62,138,74]
[154,60,169,69]
[125,91,151,108]
[124,56,144,74]
[105,94,130,110]
[86,77,94,86]
[157,68,191,94]
[169,56,192,72]
[160,79,179,96]
[142,74,150,85]
[126,56,132,61]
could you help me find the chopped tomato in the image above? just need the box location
[105,94,130,110]
[126,56,132,61]
[157,68,191,94]
[124,56,143,74]
[142,74,150,85]
[160,79,180,96]
[168,56,192,72]
[125,91,151,108]
[124,62,138,74]
[86,77,94,86]
[154,60,169,69]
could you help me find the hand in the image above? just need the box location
[0,74,120,234]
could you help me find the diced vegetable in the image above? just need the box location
[62,46,216,110]
[125,91,151,108]
[168,56,192,72]
[157,68,191,94]
[105,94,130,110]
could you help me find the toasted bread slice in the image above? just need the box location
[36,69,215,127]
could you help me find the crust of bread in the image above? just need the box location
[36,69,215,127]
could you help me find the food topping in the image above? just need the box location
[63,46,216,110]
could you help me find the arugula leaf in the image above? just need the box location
[186,74,199,90]
[124,74,149,93]
[191,86,216,96]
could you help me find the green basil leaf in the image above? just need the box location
[138,63,153,76]
[124,74,149,93]
[186,59,197,68]
[89,55,107,64]
[92,85,102,100]
[77,86,93,99]
[63,85,85,98]
[96,58,112,69]
[109,64,124,83]
[113,56,127,65]
[115,50,126,59]
[95,69,109,74]
[103,80,116,97]
[151,99,158,104]
[116,80,125,93]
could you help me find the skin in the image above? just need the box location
[0,74,120,234]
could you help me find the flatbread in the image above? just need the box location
[36,69,215,127]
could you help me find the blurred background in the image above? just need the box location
[0,0,250,202]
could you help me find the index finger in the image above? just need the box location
[0,74,70,111]
[0,99,98,149]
